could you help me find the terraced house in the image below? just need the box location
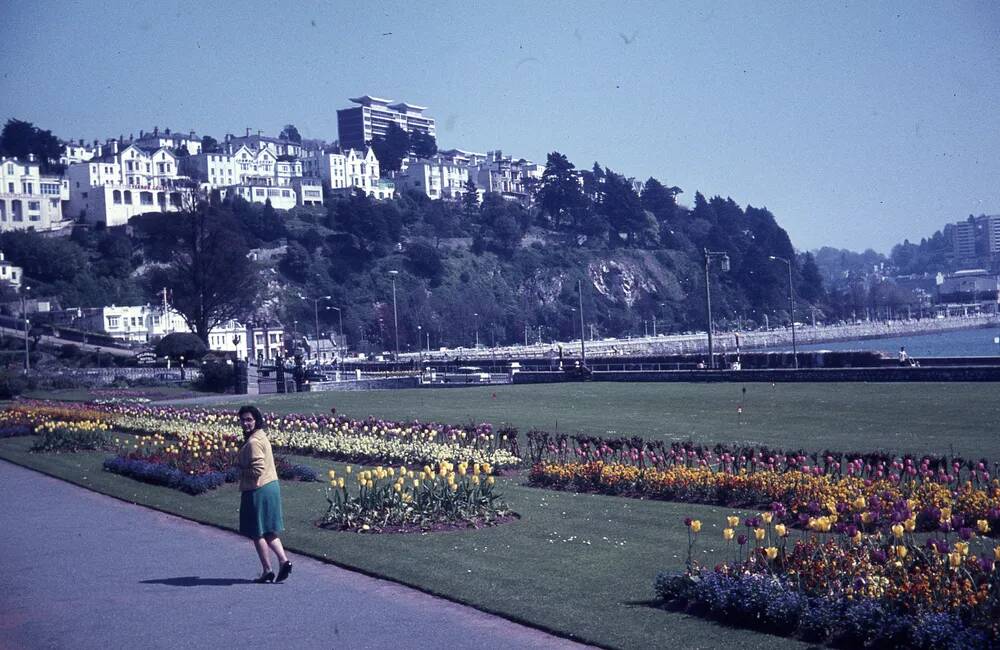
[0,155,70,232]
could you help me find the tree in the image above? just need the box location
[462,180,480,219]
[279,124,302,143]
[0,119,63,173]
[369,123,410,173]
[641,177,682,223]
[409,130,438,158]
[798,251,825,302]
[143,199,260,344]
[538,152,585,229]
[201,135,220,153]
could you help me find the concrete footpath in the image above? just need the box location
[0,460,588,650]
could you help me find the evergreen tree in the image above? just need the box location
[538,151,584,229]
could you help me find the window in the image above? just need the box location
[108,316,120,328]
[8,182,14,192]
[113,190,122,204]
[140,191,153,205]
[124,190,132,205]
[28,201,39,211]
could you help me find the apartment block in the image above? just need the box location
[337,95,436,151]
[0,156,70,232]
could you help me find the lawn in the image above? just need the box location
[4,381,998,648]
[206,382,1000,459]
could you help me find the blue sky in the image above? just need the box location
[2,0,998,253]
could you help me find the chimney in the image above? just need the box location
[28,153,36,162]
[245,127,251,137]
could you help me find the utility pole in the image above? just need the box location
[703,249,730,369]
[389,271,399,359]
[578,279,586,368]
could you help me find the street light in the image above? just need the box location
[388,270,399,359]
[703,249,730,369]
[473,312,479,348]
[769,255,798,369]
[21,286,30,374]
[326,306,344,354]
[298,294,331,362]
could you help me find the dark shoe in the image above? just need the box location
[275,561,292,583]
[253,571,275,584]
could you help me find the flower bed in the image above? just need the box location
[4,401,522,470]
[319,461,514,533]
[30,420,110,452]
[654,514,1000,647]
[102,431,317,495]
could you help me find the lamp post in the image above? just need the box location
[769,255,798,369]
[473,312,479,348]
[578,278,586,368]
[21,286,30,373]
[326,306,344,346]
[388,270,399,359]
[298,294,331,362]
[703,249,730,369]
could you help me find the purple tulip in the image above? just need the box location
[737,534,748,546]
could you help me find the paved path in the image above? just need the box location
[0,460,588,650]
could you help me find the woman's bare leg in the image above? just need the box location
[252,538,272,573]
[264,533,289,564]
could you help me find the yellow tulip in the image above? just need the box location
[891,524,904,539]
[486,476,495,486]
[760,512,773,524]
[754,527,765,540]
[853,496,866,511]
[765,547,778,560]
[328,470,336,479]
[690,520,702,533]
[954,541,969,556]
[450,483,458,492]
[723,528,735,541]
[412,479,420,488]
[727,515,740,528]
[994,546,1000,561]
[904,518,916,532]
[949,552,962,568]
[977,519,990,534]
[895,545,908,559]
[345,466,352,474]
[775,524,787,538]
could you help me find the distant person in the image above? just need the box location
[236,405,292,584]
[898,347,909,366]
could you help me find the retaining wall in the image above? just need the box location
[514,366,1000,383]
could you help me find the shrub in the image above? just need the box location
[155,332,208,361]
[195,359,236,393]
[0,369,30,399]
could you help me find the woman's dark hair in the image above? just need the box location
[237,405,265,432]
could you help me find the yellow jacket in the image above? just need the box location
[236,429,279,492]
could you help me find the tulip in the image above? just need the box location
[727,515,740,528]
[949,552,962,568]
[764,546,778,560]
[891,524,904,539]
[723,528,734,541]
[774,524,787,538]
[690,520,702,533]
[754,527,765,541]
[978,519,990,534]
[895,545,908,559]
[760,512,773,524]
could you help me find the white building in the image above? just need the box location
[301,147,389,199]
[60,140,100,166]
[0,251,23,289]
[394,156,471,201]
[0,156,70,232]
[77,304,283,361]
[65,145,192,227]
[468,150,542,204]
[291,177,324,207]
[224,132,302,159]
[220,184,297,210]
[133,128,202,156]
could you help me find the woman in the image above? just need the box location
[236,405,292,584]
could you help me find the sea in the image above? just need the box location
[781,326,1000,358]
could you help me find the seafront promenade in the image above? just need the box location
[422,314,1000,361]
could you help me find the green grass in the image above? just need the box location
[5,381,998,648]
[207,382,1000,459]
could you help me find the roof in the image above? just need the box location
[349,95,393,106]
[387,101,427,112]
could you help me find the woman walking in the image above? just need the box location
[236,405,292,583]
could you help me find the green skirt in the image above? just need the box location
[239,480,284,538]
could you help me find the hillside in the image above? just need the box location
[1,159,826,352]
